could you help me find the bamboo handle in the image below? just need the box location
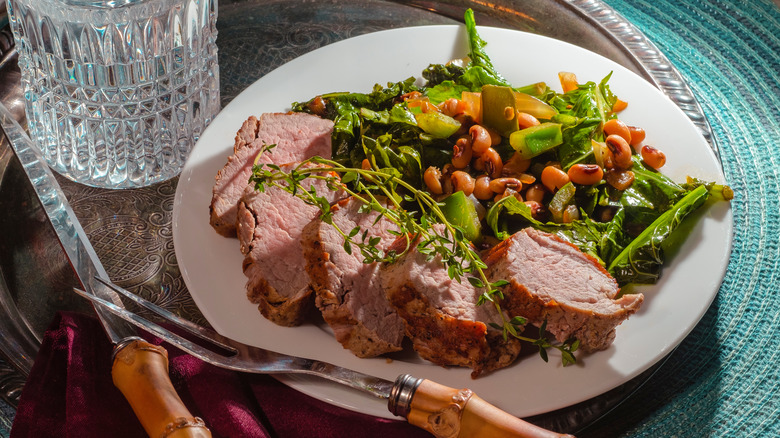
[407,379,574,438]
[112,339,212,438]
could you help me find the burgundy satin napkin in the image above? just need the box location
[11,311,431,438]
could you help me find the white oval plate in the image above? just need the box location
[173,25,733,419]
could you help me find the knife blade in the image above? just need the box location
[0,96,212,438]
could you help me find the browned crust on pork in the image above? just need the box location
[236,199,255,256]
[386,282,521,378]
[234,116,260,153]
[243,259,314,327]
[301,221,330,286]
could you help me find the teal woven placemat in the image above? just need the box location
[583,0,780,436]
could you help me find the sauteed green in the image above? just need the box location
[250,9,731,365]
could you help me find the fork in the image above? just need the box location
[74,278,573,438]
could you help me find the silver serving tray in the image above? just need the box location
[0,0,714,433]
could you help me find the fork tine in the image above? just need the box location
[73,287,235,363]
[93,277,236,353]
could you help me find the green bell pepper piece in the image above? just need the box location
[509,122,563,159]
[414,112,461,138]
[548,182,576,223]
[440,191,482,242]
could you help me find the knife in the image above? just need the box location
[0,99,211,438]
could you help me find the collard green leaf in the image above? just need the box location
[554,115,602,170]
[463,9,511,88]
[422,63,467,86]
[607,185,710,284]
[425,80,472,105]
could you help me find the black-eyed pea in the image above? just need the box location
[451,137,473,169]
[502,152,531,176]
[519,173,536,185]
[612,98,628,112]
[605,134,633,169]
[473,156,486,172]
[503,106,515,121]
[441,164,455,194]
[641,145,666,169]
[400,91,422,102]
[603,119,631,144]
[309,96,327,116]
[567,164,604,185]
[439,98,466,117]
[524,183,547,203]
[517,112,541,130]
[486,126,502,146]
[473,175,493,200]
[541,165,569,192]
[469,124,492,155]
[477,147,503,178]
[450,170,475,197]
[628,126,646,148]
[423,166,444,195]
[489,177,523,194]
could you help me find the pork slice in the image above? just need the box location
[302,196,405,357]
[484,227,644,352]
[210,112,334,237]
[381,225,522,377]
[237,163,346,326]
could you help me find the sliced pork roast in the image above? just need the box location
[381,225,522,377]
[302,196,406,357]
[210,112,334,237]
[237,163,346,326]
[484,228,644,352]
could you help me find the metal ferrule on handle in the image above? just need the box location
[388,374,424,417]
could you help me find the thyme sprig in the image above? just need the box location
[250,144,578,365]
